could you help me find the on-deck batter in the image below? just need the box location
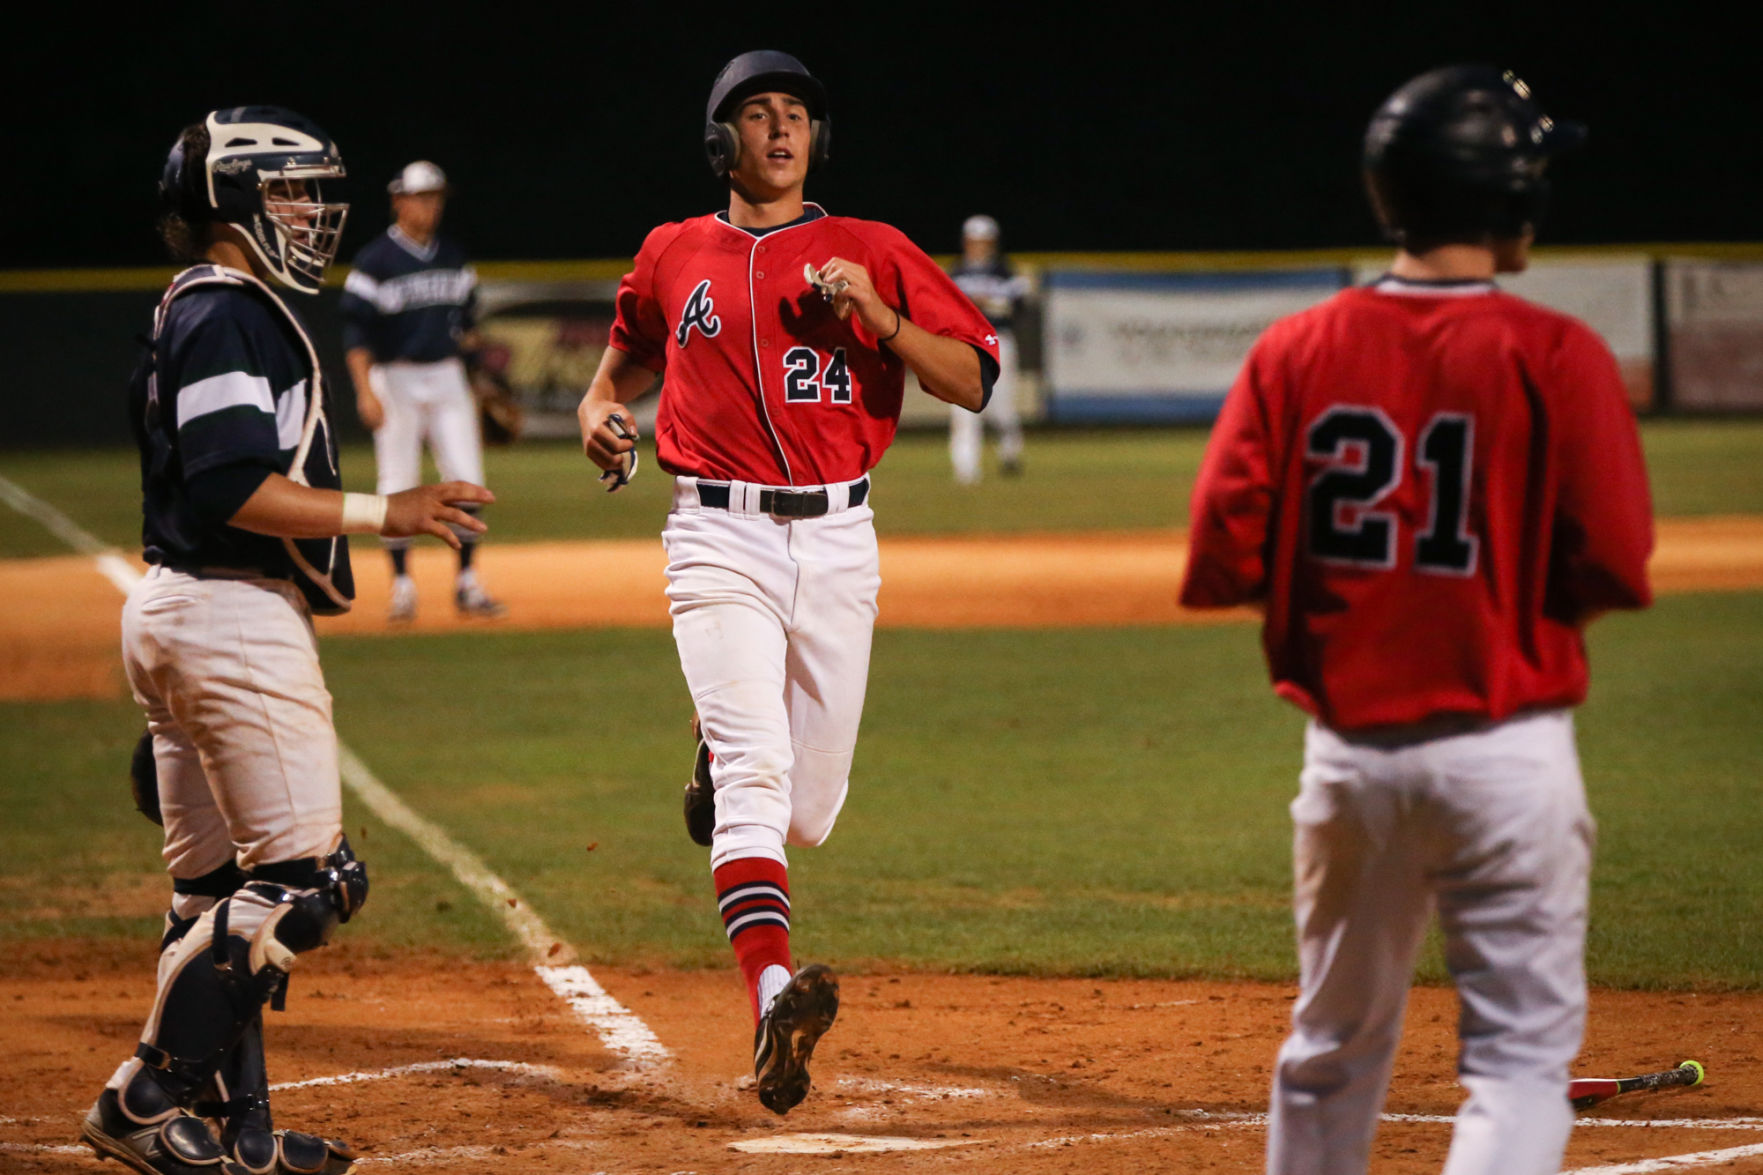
[1180,67,1653,1175]
[576,50,999,1115]
[85,108,491,1175]
[341,160,505,621]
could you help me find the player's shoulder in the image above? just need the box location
[162,271,280,337]
[815,212,916,251]
[347,229,399,270]
[631,214,722,265]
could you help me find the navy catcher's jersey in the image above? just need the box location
[339,227,477,363]
[950,256,1029,332]
[134,265,355,614]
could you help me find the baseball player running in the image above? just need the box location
[85,108,491,1175]
[1180,68,1652,1175]
[341,160,505,621]
[948,214,1028,483]
[577,51,999,1114]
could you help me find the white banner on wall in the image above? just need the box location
[1665,260,1763,411]
[1354,253,1656,408]
[1042,269,1346,422]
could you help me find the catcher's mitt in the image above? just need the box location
[465,347,524,445]
[130,729,162,825]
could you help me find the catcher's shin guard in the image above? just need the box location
[204,1019,357,1175]
[131,843,369,1103]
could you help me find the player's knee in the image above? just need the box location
[241,835,370,967]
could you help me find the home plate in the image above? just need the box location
[730,1133,982,1154]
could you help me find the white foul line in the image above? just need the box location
[1560,1142,1763,1173]
[0,471,668,1068]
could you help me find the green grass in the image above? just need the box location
[3,417,1760,558]
[7,592,1761,987]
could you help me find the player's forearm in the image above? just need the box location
[892,324,985,410]
[344,348,376,398]
[228,473,385,538]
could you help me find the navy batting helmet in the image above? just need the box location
[159,106,349,294]
[703,50,831,178]
[1363,65,1585,248]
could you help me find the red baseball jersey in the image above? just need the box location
[609,205,1001,485]
[1180,276,1654,730]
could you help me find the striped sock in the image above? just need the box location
[714,857,792,1023]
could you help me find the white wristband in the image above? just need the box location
[340,492,389,535]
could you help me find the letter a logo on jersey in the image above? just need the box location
[676,279,722,346]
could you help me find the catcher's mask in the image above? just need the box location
[161,106,349,294]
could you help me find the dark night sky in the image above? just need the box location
[12,5,1752,269]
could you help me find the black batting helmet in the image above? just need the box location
[1363,65,1585,248]
[703,50,830,178]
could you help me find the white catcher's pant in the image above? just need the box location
[370,358,485,547]
[663,477,880,870]
[950,329,1022,483]
[122,567,344,891]
[1266,709,1592,1175]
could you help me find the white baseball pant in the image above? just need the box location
[950,329,1022,483]
[122,566,344,909]
[1266,708,1592,1175]
[370,358,485,546]
[662,477,880,870]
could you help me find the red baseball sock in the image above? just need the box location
[713,857,792,1023]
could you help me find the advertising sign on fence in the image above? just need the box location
[1665,260,1763,412]
[1040,269,1346,423]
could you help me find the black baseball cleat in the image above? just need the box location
[684,718,715,847]
[81,1088,250,1175]
[753,964,840,1115]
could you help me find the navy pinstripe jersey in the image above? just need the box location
[134,265,355,614]
[339,227,478,363]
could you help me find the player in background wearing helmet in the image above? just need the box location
[577,51,999,1114]
[947,214,1028,483]
[1179,67,1652,1174]
[341,161,506,621]
[86,108,492,1175]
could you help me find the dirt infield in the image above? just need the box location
[5,515,1763,701]
[5,940,1762,1174]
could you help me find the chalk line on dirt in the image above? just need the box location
[0,472,669,1069]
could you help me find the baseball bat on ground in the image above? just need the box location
[1569,1060,1705,1110]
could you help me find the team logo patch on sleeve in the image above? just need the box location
[676,279,722,346]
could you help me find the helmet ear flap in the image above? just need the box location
[705,121,739,177]
[808,117,830,172]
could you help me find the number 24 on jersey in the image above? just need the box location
[784,346,852,405]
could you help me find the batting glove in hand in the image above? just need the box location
[599,413,639,493]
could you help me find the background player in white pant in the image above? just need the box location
[341,160,505,620]
[87,107,491,1175]
[948,214,1028,483]
[577,51,999,1115]
[1179,68,1653,1174]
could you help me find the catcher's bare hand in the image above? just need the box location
[384,482,493,550]
[356,389,385,432]
[814,256,897,339]
[579,400,639,491]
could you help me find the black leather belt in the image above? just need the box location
[696,479,869,518]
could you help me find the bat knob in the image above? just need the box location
[1678,1059,1706,1087]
